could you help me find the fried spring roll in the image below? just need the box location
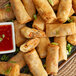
[67,16,76,45]
[10,0,32,24]
[33,0,56,23]
[46,44,59,75]
[8,51,26,69]
[37,37,50,58]
[22,0,36,19]
[20,38,40,53]
[73,0,76,13]
[32,14,45,30]
[19,73,31,76]
[14,20,26,47]
[21,26,46,38]
[54,37,67,61]
[24,49,48,76]
[0,62,20,76]
[57,0,72,23]
[0,7,15,22]
[46,23,76,37]
[52,4,59,11]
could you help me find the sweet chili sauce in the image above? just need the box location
[0,25,13,51]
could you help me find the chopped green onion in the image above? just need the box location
[1,55,9,61]
[0,37,3,42]
[4,67,12,74]
[56,30,59,34]
[9,61,16,63]
[48,0,54,6]
[51,42,58,45]
[67,17,74,23]
[5,3,11,7]
[43,64,46,68]
[16,48,20,53]
[6,8,11,12]
[33,14,37,20]
[2,34,5,38]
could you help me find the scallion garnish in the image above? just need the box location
[67,17,74,23]
[0,37,3,42]
[5,3,11,7]
[4,67,12,74]
[1,55,9,61]
[2,34,5,38]
[33,14,37,20]
[9,61,16,63]
[43,64,46,68]
[51,42,58,45]
[48,0,54,6]
[6,8,11,12]
[67,43,73,55]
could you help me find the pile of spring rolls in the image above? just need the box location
[0,0,76,76]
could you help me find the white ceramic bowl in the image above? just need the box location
[0,22,16,54]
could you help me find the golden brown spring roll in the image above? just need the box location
[54,37,67,61]
[32,14,45,30]
[19,73,31,76]
[67,16,76,45]
[46,44,59,75]
[14,20,26,47]
[37,37,50,58]
[24,49,48,76]
[0,62,20,76]
[8,51,26,69]
[73,0,76,13]
[52,4,59,11]
[22,0,36,19]
[21,26,46,38]
[46,23,76,37]
[20,38,40,53]
[33,0,56,23]
[10,0,32,24]
[0,7,15,22]
[57,0,72,23]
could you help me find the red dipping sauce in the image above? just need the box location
[0,25,13,51]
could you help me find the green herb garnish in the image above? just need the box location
[51,42,58,45]
[67,43,73,55]
[1,55,9,61]
[48,0,54,6]
[9,61,16,63]
[2,34,5,38]
[43,64,46,68]
[6,8,11,12]
[0,37,3,42]
[16,48,20,53]
[4,67,12,74]
[56,30,59,34]
[33,14,37,20]
[5,3,11,7]
[67,17,74,23]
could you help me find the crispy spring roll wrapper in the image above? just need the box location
[22,0,36,19]
[8,51,26,69]
[21,26,46,38]
[0,7,15,22]
[14,20,26,47]
[57,0,72,23]
[54,37,67,61]
[67,16,76,45]
[19,73,31,76]
[37,37,50,58]
[32,14,45,30]
[20,38,40,53]
[46,23,76,37]
[32,0,56,23]
[73,0,76,13]
[0,62,20,76]
[24,49,48,76]
[10,0,32,24]
[46,44,59,75]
